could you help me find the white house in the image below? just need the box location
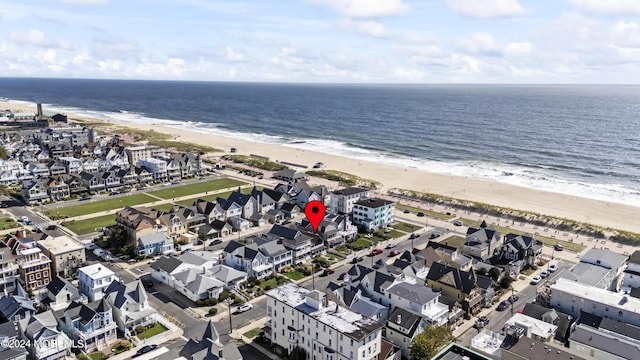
[385,307,429,358]
[138,157,168,183]
[329,187,370,214]
[18,310,72,360]
[352,198,395,232]
[103,279,156,336]
[150,256,194,287]
[174,268,225,302]
[622,250,640,292]
[78,264,115,302]
[266,283,384,360]
[223,240,272,279]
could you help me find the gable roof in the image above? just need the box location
[387,307,425,338]
[387,282,439,305]
[426,262,477,294]
[150,256,183,273]
[47,276,73,296]
[223,240,244,254]
[104,279,148,309]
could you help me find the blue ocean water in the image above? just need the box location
[1,78,640,206]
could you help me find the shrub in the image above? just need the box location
[77,354,90,360]
[113,340,132,354]
[196,300,206,307]
[207,298,218,306]
[208,307,218,316]
[264,285,272,291]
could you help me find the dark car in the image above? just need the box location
[508,295,519,304]
[46,224,57,231]
[210,239,223,246]
[416,212,425,217]
[497,300,511,311]
[338,272,348,280]
[403,209,410,214]
[429,232,441,239]
[554,244,564,251]
[409,233,420,239]
[352,256,364,264]
[136,344,158,356]
[142,280,154,288]
[322,268,334,276]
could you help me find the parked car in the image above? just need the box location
[352,256,364,264]
[416,212,425,217]
[46,224,57,230]
[385,243,397,249]
[338,272,348,280]
[135,344,158,356]
[530,275,542,285]
[403,209,410,214]
[554,244,564,251]
[79,196,91,201]
[322,268,334,276]
[475,316,490,328]
[20,216,28,222]
[540,271,549,278]
[142,280,154,288]
[497,300,511,311]
[409,233,420,239]
[429,232,442,239]
[25,220,33,225]
[237,303,253,313]
[508,295,519,304]
[548,264,558,272]
[453,220,463,226]
[209,239,223,246]
[369,249,383,256]
[389,250,401,256]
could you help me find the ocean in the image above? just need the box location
[1,78,639,207]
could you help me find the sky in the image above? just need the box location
[2,0,640,83]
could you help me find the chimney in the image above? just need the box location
[396,314,402,324]
[324,294,329,308]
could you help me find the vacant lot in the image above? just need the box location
[44,193,156,219]
[63,214,116,235]
[148,178,247,199]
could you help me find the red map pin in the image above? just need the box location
[304,200,326,233]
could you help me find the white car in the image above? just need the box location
[530,275,542,285]
[236,303,253,313]
[20,216,29,222]
[548,264,558,273]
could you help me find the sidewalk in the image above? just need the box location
[231,316,280,360]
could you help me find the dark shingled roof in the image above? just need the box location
[332,187,368,196]
[522,303,574,341]
[426,262,477,294]
[354,198,393,209]
[150,256,183,273]
[46,276,68,296]
[387,307,424,337]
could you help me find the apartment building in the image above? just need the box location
[16,247,52,291]
[352,198,395,232]
[78,264,115,301]
[0,244,17,294]
[37,235,85,277]
[266,283,384,360]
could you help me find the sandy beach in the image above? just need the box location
[3,101,640,233]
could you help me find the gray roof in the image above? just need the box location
[258,241,289,257]
[580,248,628,270]
[179,251,218,266]
[138,232,169,246]
[0,294,36,320]
[629,250,640,265]
[386,282,439,304]
[332,187,368,196]
[387,307,424,337]
[19,310,61,341]
[208,265,246,283]
[349,296,387,319]
[150,256,183,273]
[562,262,614,288]
[569,324,640,360]
[104,279,148,309]
[354,197,393,209]
[185,273,224,295]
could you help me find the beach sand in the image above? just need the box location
[3,101,639,233]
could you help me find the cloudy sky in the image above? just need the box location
[2,0,640,83]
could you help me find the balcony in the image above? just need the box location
[77,322,117,341]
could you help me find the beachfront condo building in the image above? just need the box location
[329,187,370,214]
[352,198,395,232]
[125,145,165,164]
[266,283,384,360]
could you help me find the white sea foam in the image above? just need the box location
[6,99,640,208]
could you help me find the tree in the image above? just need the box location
[410,325,454,360]
[287,346,307,360]
[500,276,513,289]
[488,267,501,282]
[0,146,8,160]
[475,268,487,276]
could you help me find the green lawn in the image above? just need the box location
[62,214,116,235]
[335,245,351,255]
[148,178,247,199]
[384,230,406,239]
[348,238,372,249]
[283,271,305,280]
[396,204,456,220]
[393,221,420,233]
[88,352,108,360]
[176,188,255,207]
[258,276,289,290]
[0,219,19,230]
[44,194,156,219]
[137,323,168,340]
[438,235,466,250]
[243,327,263,339]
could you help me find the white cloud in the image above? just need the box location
[306,0,409,18]
[269,47,307,70]
[225,46,245,61]
[569,0,640,15]
[504,42,532,55]
[97,60,122,72]
[72,52,91,66]
[447,0,525,18]
[337,18,388,37]
[457,33,501,55]
[9,29,68,48]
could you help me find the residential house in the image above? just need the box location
[503,313,557,342]
[0,284,36,322]
[58,299,118,352]
[251,187,284,214]
[78,264,115,302]
[475,275,496,308]
[150,256,195,287]
[165,157,181,181]
[103,279,156,335]
[115,206,162,245]
[173,268,225,302]
[569,312,640,360]
[116,166,139,188]
[0,170,18,185]
[194,198,225,223]
[104,146,129,167]
[266,284,384,360]
[0,244,18,294]
[21,179,49,204]
[521,303,574,342]
[385,307,429,358]
[138,157,168,183]
[81,159,99,174]
[79,171,106,194]
[462,221,502,261]
[325,214,358,242]
[279,203,300,218]
[426,262,482,317]
[223,240,272,279]
[491,233,543,275]
[46,142,74,159]
[136,232,173,257]
[267,224,317,264]
[272,168,307,183]
[562,248,628,291]
[134,166,153,185]
[37,235,85,277]
[208,265,247,289]
[330,286,388,322]
[59,156,83,174]
[46,276,81,311]
[172,152,202,178]
[179,320,242,360]
[125,145,165,165]
[46,175,70,201]
[18,310,72,360]
[623,250,640,292]
[256,238,293,272]
[352,198,395,232]
[100,170,120,190]
[329,187,370,214]
[47,160,66,176]
[0,321,28,360]
[25,161,50,178]
[63,174,88,196]
[265,208,285,224]
[300,218,343,248]
[16,247,52,292]
[384,281,449,325]
[157,212,188,240]
[170,205,207,232]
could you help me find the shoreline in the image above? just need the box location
[3,100,640,234]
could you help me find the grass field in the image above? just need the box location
[437,235,466,250]
[283,271,305,280]
[458,218,586,252]
[393,221,420,233]
[175,187,256,206]
[148,178,247,199]
[44,194,157,219]
[385,229,406,239]
[137,323,168,340]
[63,214,116,235]
[396,204,456,220]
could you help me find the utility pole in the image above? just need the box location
[312,262,316,290]
[510,287,515,316]
[227,296,233,336]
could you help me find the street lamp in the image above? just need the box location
[226,296,234,336]
[510,286,515,316]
